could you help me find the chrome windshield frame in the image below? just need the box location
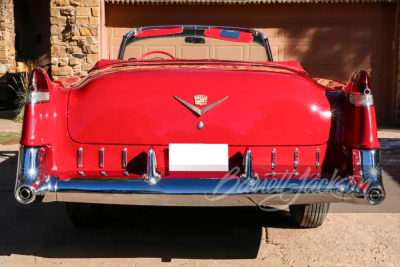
[117,25,274,62]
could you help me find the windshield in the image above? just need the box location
[118,26,273,62]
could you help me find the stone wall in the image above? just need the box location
[0,0,15,75]
[50,0,100,80]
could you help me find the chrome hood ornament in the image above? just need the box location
[174,95,228,116]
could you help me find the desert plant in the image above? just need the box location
[9,61,39,123]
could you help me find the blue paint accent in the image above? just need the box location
[220,30,240,39]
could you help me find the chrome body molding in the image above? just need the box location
[122,148,127,168]
[197,121,204,129]
[142,147,162,185]
[294,148,299,169]
[14,146,385,206]
[78,171,85,177]
[77,148,83,168]
[99,148,104,168]
[240,148,259,185]
[349,93,374,107]
[316,148,320,169]
[271,149,276,170]
[27,91,50,104]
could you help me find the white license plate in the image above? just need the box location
[169,144,228,171]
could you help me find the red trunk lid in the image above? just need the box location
[67,66,331,146]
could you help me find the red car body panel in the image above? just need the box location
[19,60,380,182]
[20,60,336,182]
[67,65,331,146]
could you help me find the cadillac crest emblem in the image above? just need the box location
[194,95,208,106]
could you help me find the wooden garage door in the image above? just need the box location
[104,3,396,125]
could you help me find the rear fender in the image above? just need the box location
[343,70,379,149]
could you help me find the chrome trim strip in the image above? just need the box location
[123,171,129,177]
[100,171,107,177]
[316,148,320,169]
[14,147,385,206]
[77,148,83,168]
[294,148,299,169]
[27,91,50,104]
[78,171,85,177]
[271,148,276,170]
[349,93,374,107]
[99,148,104,168]
[122,148,127,168]
[240,148,259,185]
[142,148,162,185]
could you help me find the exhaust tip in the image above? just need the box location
[367,187,385,205]
[15,186,36,204]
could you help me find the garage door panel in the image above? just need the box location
[146,46,176,58]
[111,45,120,60]
[181,46,210,59]
[283,27,314,39]
[124,45,143,60]
[249,45,270,61]
[255,28,280,39]
[111,27,131,38]
[270,46,279,61]
[104,3,396,125]
[214,46,244,61]
[347,43,377,69]
[304,66,347,81]
[283,45,317,63]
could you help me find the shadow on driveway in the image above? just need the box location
[0,150,296,260]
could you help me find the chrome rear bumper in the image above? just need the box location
[15,147,386,206]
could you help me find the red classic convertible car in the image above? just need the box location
[15,25,385,228]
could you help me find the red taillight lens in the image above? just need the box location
[27,68,50,103]
[346,70,371,94]
[30,68,49,92]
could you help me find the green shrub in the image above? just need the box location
[8,61,39,123]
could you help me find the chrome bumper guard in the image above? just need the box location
[15,147,385,206]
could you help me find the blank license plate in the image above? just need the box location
[169,144,228,171]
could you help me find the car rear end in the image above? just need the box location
[15,61,384,210]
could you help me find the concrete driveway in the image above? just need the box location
[0,137,399,266]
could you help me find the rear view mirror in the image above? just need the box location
[185,37,205,44]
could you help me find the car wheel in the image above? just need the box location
[65,202,98,227]
[289,203,329,228]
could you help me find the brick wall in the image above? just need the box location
[0,0,15,75]
[50,0,100,80]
